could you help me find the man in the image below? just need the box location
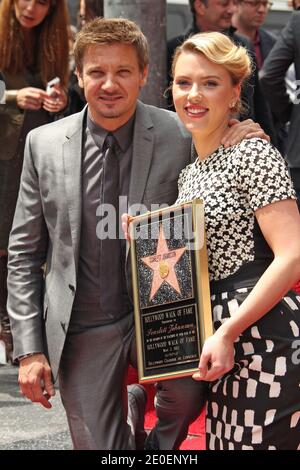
[232,0,276,69]
[7,18,267,450]
[167,0,274,140]
[260,8,300,205]
[232,0,287,151]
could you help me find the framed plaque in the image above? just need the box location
[129,199,213,383]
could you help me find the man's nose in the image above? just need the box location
[102,76,117,91]
[257,3,266,12]
[227,0,237,14]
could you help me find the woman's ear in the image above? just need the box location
[234,83,241,103]
[229,84,241,109]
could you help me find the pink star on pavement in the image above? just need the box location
[141,224,186,301]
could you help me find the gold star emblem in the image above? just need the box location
[141,224,186,301]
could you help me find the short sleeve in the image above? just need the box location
[236,138,296,211]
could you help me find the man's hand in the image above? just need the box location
[221,118,270,148]
[18,353,55,409]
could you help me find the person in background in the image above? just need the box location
[7,18,267,450]
[232,0,287,151]
[0,0,69,363]
[167,0,275,142]
[172,30,300,450]
[68,0,104,115]
[77,0,103,29]
[288,0,300,9]
[260,7,300,206]
[232,0,275,69]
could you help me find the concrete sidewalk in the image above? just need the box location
[0,364,72,450]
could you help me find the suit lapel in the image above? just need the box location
[128,101,154,212]
[126,102,154,265]
[62,108,86,267]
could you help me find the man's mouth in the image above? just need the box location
[99,95,122,102]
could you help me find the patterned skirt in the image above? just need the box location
[206,288,300,450]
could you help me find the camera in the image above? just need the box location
[46,77,60,96]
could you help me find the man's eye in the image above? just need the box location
[90,71,102,76]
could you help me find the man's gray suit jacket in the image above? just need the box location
[260,11,300,168]
[7,101,193,380]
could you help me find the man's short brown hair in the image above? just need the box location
[74,17,149,73]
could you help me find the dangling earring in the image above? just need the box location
[230,101,236,109]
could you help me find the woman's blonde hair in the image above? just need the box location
[172,32,252,113]
[0,0,70,87]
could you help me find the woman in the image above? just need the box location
[172,32,300,449]
[0,0,69,362]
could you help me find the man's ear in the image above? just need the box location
[75,68,84,88]
[194,0,206,16]
[140,65,149,88]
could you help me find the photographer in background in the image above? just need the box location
[0,0,70,363]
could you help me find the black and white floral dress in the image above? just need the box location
[176,138,300,450]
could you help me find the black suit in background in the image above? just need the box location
[256,27,288,154]
[260,11,300,202]
[258,27,277,61]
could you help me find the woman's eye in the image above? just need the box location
[204,81,218,88]
[175,80,190,87]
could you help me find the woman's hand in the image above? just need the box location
[192,331,235,382]
[17,87,49,110]
[222,118,270,148]
[121,213,130,241]
[43,84,68,113]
